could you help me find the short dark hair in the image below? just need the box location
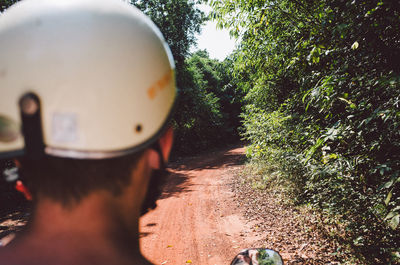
[20,151,144,206]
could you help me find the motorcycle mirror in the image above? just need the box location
[231,248,283,265]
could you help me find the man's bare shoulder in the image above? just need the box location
[0,243,27,265]
[0,240,155,265]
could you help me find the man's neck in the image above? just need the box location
[0,194,151,265]
[32,194,140,240]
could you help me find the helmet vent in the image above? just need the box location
[20,95,39,115]
[135,124,142,133]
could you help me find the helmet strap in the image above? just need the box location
[19,93,45,160]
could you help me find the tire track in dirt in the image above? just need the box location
[139,146,261,265]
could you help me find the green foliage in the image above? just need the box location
[258,249,276,265]
[213,0,400,263]
[132,0,206,73]
[173,52,223,152]
[0,0,19,12]
[133,1,243,154]
[174,50,244,153]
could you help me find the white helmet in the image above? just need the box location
[0,0,176,159]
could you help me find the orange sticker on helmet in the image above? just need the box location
[147,70,173,100]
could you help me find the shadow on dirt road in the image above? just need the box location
[140,146,249,265]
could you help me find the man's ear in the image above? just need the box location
[12,159,33,200]
[148,127,174,169]
[159,126,174,162]
[13,159,21,168]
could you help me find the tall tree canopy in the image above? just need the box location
[0,0,18,12]
[173,50,243,153]
[133,1,242,153]
[132,0,205,73]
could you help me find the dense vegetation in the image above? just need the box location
[0,0,18,12]
[211,0,400,263]
[132,0,243,154]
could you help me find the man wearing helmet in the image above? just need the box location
[0,0,176,264]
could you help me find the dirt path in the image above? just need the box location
[140,145,341,265]
[140,146,260,265]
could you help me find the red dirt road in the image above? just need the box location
[140,146,260,265]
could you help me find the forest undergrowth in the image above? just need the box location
[239,162,369,264]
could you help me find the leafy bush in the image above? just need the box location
[173,51,244,154]
[213,0,400,263]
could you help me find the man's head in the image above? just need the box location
[0,0,176,209]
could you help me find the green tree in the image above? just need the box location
[0,0,19,12]
[131,0,206,73]
[173,50,243,153]
[131,1,233,153]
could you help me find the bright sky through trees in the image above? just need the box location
[193,4,236,61]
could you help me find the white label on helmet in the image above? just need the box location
[52,113,78,143]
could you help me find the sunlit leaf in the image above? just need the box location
[388,214,399,230]
[351,41,359,50]
[385,190,393,205]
